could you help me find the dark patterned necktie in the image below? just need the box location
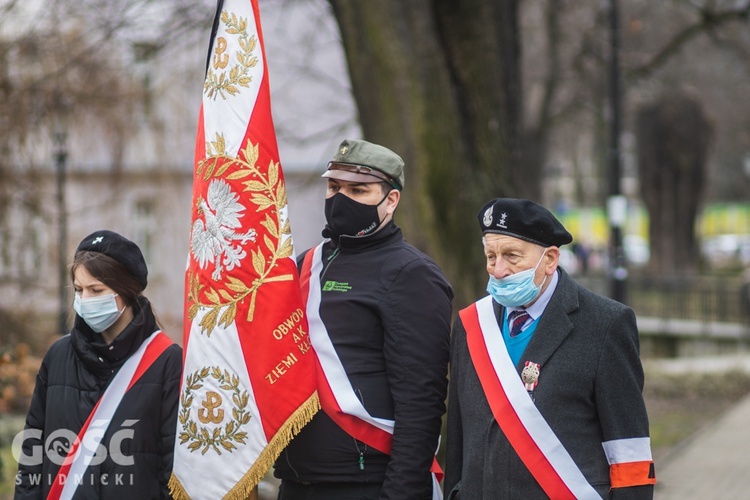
[508,310,531,338]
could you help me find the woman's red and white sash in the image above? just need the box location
[301,242,443,499]
[459,297,601,500]
[47,330,173,500]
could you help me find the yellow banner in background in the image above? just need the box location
[555,203,750,248]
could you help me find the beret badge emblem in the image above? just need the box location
[482,207,493,227]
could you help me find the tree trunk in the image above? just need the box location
[328,0,522,305]
[636,92,712,276]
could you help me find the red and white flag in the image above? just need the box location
[170,1,318,498]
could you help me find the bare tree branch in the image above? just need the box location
[627,2,750,80]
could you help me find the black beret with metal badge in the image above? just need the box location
[478,198,573,247]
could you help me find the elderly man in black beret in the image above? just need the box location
[444,198,655,499]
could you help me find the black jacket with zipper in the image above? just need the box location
[274,222,454,499]
[15,297,182,500]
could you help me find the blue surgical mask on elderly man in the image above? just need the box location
[486,249,549,308]
[73,292,125,333]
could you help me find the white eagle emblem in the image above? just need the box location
[191,179,257,281]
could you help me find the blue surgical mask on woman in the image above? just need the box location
[486,249,549,308]
[73,293,125,333]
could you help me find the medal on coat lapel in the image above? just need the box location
[521,361,541,391]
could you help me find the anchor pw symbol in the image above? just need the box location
[197,391,225,424]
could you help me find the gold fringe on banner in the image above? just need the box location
[169,392,320,500]
[169,476,190,500]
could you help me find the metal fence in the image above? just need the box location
[629,275,749,324]
[578,274,750,325]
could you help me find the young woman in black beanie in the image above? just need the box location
[15,230,182,499]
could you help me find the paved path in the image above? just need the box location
[649,355,750,499]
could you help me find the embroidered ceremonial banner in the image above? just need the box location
[170,1,318,498]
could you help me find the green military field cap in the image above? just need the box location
[322,139,405,190]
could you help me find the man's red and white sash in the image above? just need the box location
[459,297,601,500]
[47,331,173,500]
[301,242,443,499]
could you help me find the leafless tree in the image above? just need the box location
[636,92,713,275]
[327,0,523,302]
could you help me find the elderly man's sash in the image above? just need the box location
[301,242,443,499]
[459,297,601,500]
[47,331,173,500]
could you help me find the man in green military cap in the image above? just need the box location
[274,139,454,499]
[320,138,405,239]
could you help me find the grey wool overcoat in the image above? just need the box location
[444,268,654,500]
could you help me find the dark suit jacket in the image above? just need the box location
[444,268,653,499]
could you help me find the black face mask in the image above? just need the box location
[324,192,389,240]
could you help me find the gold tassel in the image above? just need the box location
[224,392,320,500]
[168,473,190,500]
